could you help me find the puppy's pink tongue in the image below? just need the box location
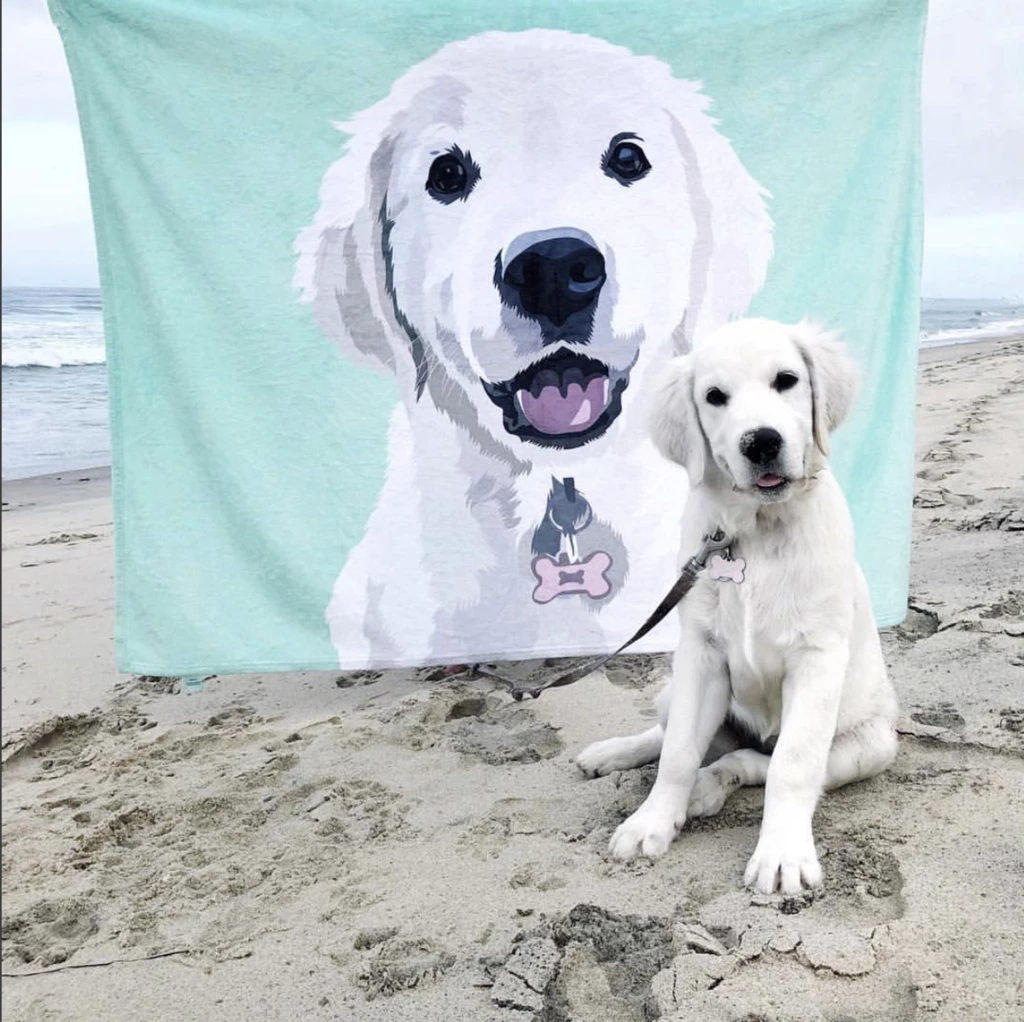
[517,378,609,435]
[756,474,784,488]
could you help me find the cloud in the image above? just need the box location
[1,121,97,286]
[1,0,97,285]
[921,1,1024,219]
[1,0,79,122]
[922,212,1024,299]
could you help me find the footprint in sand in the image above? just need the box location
[335,670,384,688]
[914,487,981,509]
[26,532,100,546]
[377,689,565,764]
[354,934,455,1000]
[894,604,940,641]
[1,895,100,969]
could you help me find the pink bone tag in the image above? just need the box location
[707,553,746,583]
[531,552,613,604]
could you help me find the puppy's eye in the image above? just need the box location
[426,148,480,203]
[603,137,651,185]
[772,371,799,392]
[705,387,729,407]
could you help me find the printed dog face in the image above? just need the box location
[295,30,772,464]
[650,320,859,501]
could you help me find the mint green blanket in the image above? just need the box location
[53,0,926,672]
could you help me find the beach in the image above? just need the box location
[2,336,1022,1021]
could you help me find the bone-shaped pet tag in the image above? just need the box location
[707,553,746,583]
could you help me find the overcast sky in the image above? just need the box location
[2,0,1021,297]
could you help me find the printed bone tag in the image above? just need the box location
[531,552,613,603]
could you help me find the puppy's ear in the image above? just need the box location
[649,354,707,483]
[792,322,860,456]
[664,81,773,347]
[294,107,413,386]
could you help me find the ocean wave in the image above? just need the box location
[2,344,107,368]
[2,288,103,318]
[919,317,1024,348]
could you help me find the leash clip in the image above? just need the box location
[690,529,732,571]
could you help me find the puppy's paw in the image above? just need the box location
[743,832,822,894]
[687,767,730,819]
[608,803,683,860]
[576,737,639,778]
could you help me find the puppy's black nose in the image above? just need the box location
[502,238,606,327]
[740,427,783,464]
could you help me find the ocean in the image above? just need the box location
[2,288,1022,480]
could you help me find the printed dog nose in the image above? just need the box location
[502,238,606,327]
[740,427,783,464]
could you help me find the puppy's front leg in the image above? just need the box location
[744,645,846,894]
[609,625,729,860]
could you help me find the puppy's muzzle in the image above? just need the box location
[739,427,790,494]
[499,237,606,346]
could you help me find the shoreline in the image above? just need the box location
[1,465,110,507]
[917,330,1022,362]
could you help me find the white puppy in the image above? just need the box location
[578,319,898,894]
[295,30,772,666]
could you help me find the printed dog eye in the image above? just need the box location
[602,135,652,185]
[425,148,480,203]
[772,371,799,392]
[706,387,729,407]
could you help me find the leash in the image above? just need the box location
[471,530,733,701]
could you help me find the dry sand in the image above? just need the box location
[2,338,1022,1022]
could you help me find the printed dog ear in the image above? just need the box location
[649,354,707,484]
[295,106,421,391]
[792,322,860,455]
[664,81,773,348]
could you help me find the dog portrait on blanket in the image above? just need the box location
[295,29,773,667]
[579,320,899,894]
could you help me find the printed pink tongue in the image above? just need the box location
[517,377,609,435]
[756,474,784,488]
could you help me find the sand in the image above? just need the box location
[2,338,1022,1022]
